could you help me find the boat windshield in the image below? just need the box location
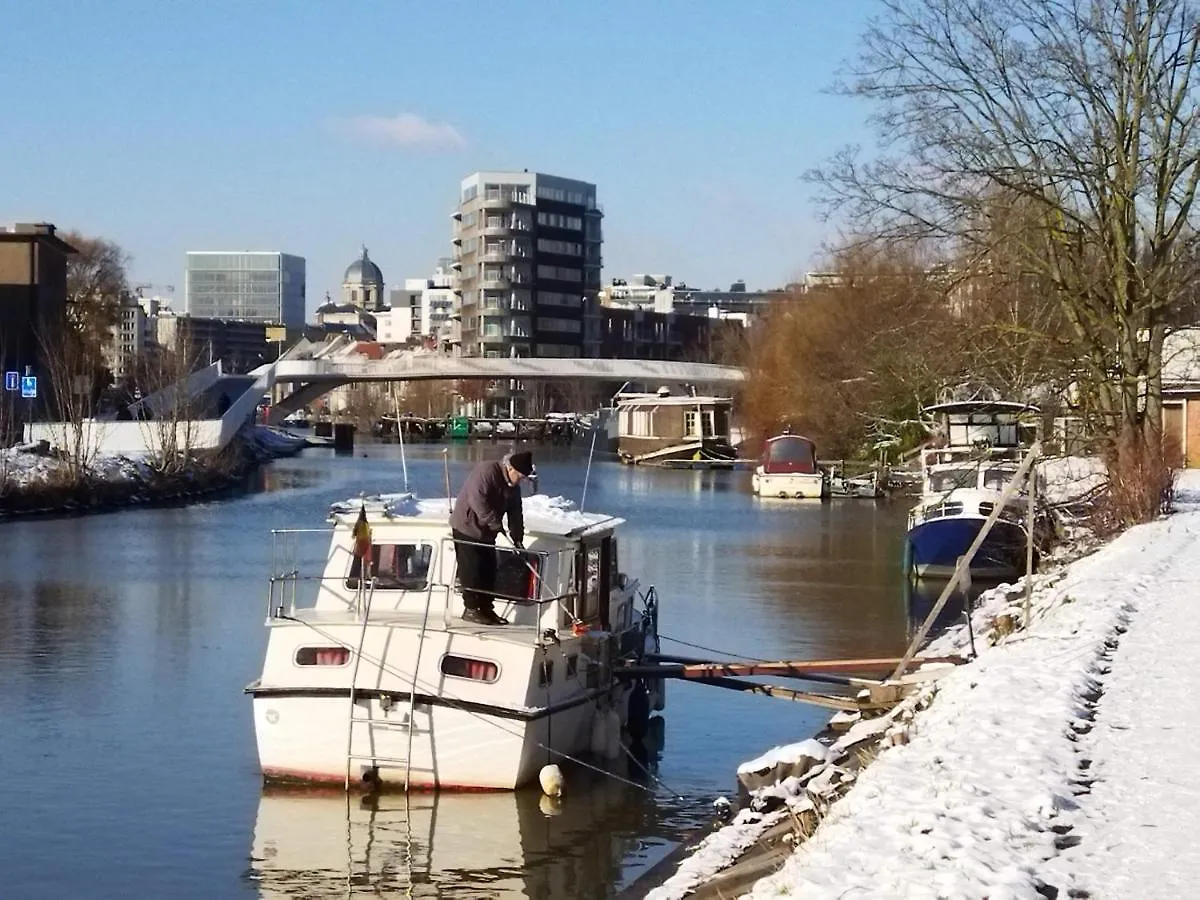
[927,467,978,493]
[982,465,1020,491]
[764,437,817,472]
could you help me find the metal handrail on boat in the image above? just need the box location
[265,528,579,626]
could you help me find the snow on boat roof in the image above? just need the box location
[327,493,623,537]
[616,394,731,407]
[923,400,1040,416]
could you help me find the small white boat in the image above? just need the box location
[246,493,663,791]
[752,433,828,499]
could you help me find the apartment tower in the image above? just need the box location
[453,171,602,364]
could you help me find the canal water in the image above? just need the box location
[0,443,913,899]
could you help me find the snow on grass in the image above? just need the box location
[0,425,302,493]
[1038,454,1106,506]
[644,808,791,900]
[724,471,1200,899]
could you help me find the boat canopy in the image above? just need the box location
[923,400,1039,449]
[761,434,819,474]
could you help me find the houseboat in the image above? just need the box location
[615,389,736,465]
[752,433,828,499]
[905,400,1048,579]
[246,492,663,791]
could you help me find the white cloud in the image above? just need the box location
[330,112,466,151]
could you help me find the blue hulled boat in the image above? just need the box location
[905,400,1047,580]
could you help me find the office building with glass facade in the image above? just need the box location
[184,252,306,326]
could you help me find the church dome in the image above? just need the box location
[343,246,384,285]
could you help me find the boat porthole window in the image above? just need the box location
[296,647,350,666]
[345,542,434,591]
[538,660,554,687]
[566,655,578,678]
[440,654,499,683]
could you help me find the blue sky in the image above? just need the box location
[0,1,876,316]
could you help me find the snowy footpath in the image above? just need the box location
[667,471,1200,899]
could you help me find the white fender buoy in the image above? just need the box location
[604,707,623,760]
[539,763,564,798]
[590,710,609,757]
[539,794,563,817]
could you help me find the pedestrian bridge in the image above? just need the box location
[263,356,746,423]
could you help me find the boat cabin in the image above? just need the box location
[919,401,1042,496]
[615,389,733,464]
[760,434,820,474]
[270,494,633,637]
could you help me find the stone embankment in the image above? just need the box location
[0,426,306,519]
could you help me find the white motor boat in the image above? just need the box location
[905,401,1049,579]
[246,492,664,791]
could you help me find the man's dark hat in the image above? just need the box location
[507,451,535,477]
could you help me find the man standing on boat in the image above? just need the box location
[450,450,536,625]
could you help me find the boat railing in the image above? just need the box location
[438,536,582,629]
[921,445,1022,467]
[264,528,579,628]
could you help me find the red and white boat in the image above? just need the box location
[752,433,828,499]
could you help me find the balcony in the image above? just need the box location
[481,190,533,209]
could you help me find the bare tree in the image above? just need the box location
[134,343,210,475]
[37,328,108,482]
[63,231,130,361]
[742,242,961,457]
[815,0,1200,521]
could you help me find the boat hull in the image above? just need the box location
[251,691,602,791]
[752,471,827,499]
[906,515,1029,579]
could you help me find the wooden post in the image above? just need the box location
[890,441,1041,682]
[1023,424,1040,628]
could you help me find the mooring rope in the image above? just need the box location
[657,632,773,663]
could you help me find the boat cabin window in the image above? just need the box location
[346,542,434,590]
[981,466,1019,491]
[623,409,654,437]
[493,549,544,601]
[296,647,350,667]
[927,467,977,493]
[684,410,717,438]
[440,654,499,683]
[576,538,612,625]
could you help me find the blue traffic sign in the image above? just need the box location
[20,376,37,399]
[3,371,17,392]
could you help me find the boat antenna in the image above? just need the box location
[580,421,599,513]
[442,447,452,511]
[393,383,409,492]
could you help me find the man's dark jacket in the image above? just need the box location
[449,460,524,545]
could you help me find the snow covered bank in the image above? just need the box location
[0,425,306,518]
[724,472,1200,899]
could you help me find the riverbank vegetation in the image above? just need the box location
[743,0,1198,526]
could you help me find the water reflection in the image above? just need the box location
[248,774,679,900]
[904,576,1002,641]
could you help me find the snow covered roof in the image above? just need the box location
[616,394,732,408]
[327,493,623,538]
